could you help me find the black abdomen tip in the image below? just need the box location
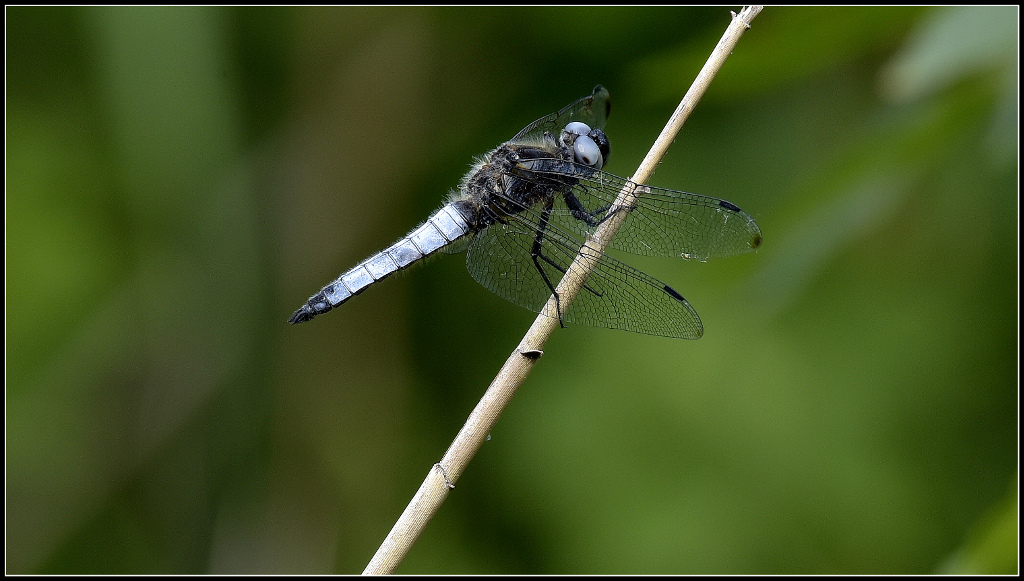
[288,304,326,324]
[288,307,312,324]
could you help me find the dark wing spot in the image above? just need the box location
[719,200,742,212]
[663,285,687,303]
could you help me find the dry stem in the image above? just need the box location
[363,6,763,574]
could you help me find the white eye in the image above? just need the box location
[574,135,603,167]
[564,121,592,136]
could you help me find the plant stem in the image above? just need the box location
[362,6,763,575]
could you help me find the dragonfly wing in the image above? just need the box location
[464,203,703,339]
[521,162,763,261]
[512,85,611,143]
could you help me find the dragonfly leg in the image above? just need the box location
[563,189,627,228]
[530,199,605,327]
[531,200,565,326]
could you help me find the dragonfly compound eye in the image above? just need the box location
[563,121,592,136]
[573,135,603,167]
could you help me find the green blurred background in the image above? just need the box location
[6,6,1017,574]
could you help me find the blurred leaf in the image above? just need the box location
[630,7,925,104]
[879,6,1017,102]
[938,478,1019,574]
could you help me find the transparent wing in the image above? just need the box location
[511,160,763,262]
[464,201,703,339]
[512,85,611,143]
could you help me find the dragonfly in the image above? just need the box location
[289,85,762,338]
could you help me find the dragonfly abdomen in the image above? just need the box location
[288,203,472,324]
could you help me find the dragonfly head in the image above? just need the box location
[560,122,610,170]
